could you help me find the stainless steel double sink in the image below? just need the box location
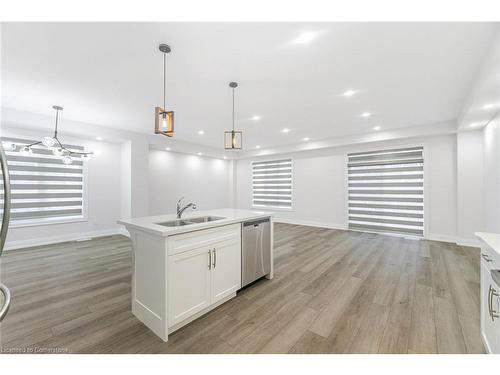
[156,216,225,227]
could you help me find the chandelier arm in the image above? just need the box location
[68,150,94,156]
[55,137,64,148]
[54,125,92,155]
[58,145,86,155]
[26,141,42,148]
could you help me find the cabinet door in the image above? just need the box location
[168,247,212,327]
[492,285,500,354]
[211,238,241,304]
[481,261,500,353]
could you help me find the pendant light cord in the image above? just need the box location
[163,52,167,109]
[54,108,59,137]
[232,87,235,132]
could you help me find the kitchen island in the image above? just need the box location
[118,209,273,341]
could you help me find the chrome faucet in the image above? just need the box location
[176,197,197,219]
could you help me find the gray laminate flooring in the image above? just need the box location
[0,224,484,354]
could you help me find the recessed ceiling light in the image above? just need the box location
[252,115,261,121]
[223,156,227,159]
[483,104,494,109]
[292,31,318,44]
[469,122,482,128]
[373,126,381,131]
[198,130,205,135]
[96,136,103,141]
[165,147,171,151]
[282,128,291,133]
[342,90,356,97]
[197,152,202,156]
[361,112,372,118]
[303,137,310,141]
[256,145,261,149]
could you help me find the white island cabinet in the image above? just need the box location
[118,209,273,341]
[476,232,500,354]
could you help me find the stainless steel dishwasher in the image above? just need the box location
[242,218,271,287]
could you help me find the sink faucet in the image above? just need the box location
[176,197,197,219]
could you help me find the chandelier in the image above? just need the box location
[3,105,93,165]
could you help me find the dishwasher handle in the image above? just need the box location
[243,218,270,227]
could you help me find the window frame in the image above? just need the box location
[344,143,428,239]
[251,157,294,211]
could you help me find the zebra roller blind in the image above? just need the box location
[347,146,424,236]
[0,136,85,225]
[252,159,292,209]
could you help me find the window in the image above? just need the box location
[347,146,424,236]
[1,136,86,226]
[252,158,292,209]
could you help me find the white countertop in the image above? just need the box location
[118,208,272,237]
[476,232,500,256]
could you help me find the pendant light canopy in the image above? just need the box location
[2,106,93,165]
[224,81,243,150]
[155,43,174,137]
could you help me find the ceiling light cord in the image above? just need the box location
[54,106,60,137]
[163,52,166,109]
[232,86,235,132]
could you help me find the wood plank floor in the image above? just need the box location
[0,224,485,354]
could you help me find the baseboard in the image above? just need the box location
[273,217,347,231]
[424,235,480,247]
[4,227,128,251]
[425,234,458,244]
[456,238,481,248]
[274,220,479,247]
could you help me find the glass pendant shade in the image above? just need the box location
[42,136,56,147]
[52,147,65,156]
[155,107,174,137]
[62,155,73,165]
[224,130,243,149]
[2,141,16,151]
[20,146,33,156]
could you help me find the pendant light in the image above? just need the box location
[4,106,93,165]
[224,82,242,149]
[154,43,174,137]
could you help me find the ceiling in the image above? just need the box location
[1,22,498,150]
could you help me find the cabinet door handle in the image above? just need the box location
[488,285,493,320]
[492,287,499,320]
[488,286,491,319]
[208,250,212,270]
[213,248,216,269]
[482,253,493,262]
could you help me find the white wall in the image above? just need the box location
[483,113,500,233]
[456,130,484,243]
[457,27,500,238]
[3,128,123,249]
[129,139,150,218]
[148,149,233,215]
[236,152,347,228]
[1,107,236,250]
[235,134,458,240]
